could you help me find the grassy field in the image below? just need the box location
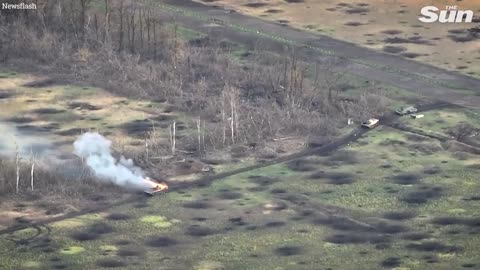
[397,107,480,138]
[3,1,480,269]
[0,70,185,156]
[1,121,480,269]
[192,0,480,79]
[1,40,478,269]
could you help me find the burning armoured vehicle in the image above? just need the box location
[143,177,169,195]
[361,118,379,129]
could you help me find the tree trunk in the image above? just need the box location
[130,12,135,53]
[173,23,178,68]
[80,0,87,46]
[139,9,143,52]
[118,0,124,52]
[144,130,150,161]
[172,121,176,155]
[153,20,157,60]
[94,13,98,40]
[222,91,226,146]
[30,162,35,191]
[15,143,20,194]
[146,11,150,44]
[197,118,201,152]
[104,0,110,43]
[231,97,235,144]
[202,120,206,153]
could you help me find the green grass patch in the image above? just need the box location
[139,215,180,228]
[398,107,480,137]
[60,246,86,255]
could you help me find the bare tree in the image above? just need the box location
[223,84,240,144]
[197,118,202,152]
[202,120,206,153]
[104,0,110,43]
[94,13,98,40]
[173,23,178,69]
[321,58,344,103]
[153,18,157,60]
[30,151,36,191]
[130,8,135,53]
[80,0,93,45]
[15,142,20,194]
[222,91,226,146]
[145,132,149,161]
[146,10,151,45]
[169,121,176,155]
[449,123,476,141]
[118,0,124,52]
[139,9,144,51]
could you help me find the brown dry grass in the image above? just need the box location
[0,156,125,228]
[0,2,389,153]
[0,156,121,196]
[195,0,480,77]
[0,0,389,199]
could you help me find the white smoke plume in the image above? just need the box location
[73,132,149,190]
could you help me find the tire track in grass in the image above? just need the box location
[0,101,456,236]
[155,1,479,91]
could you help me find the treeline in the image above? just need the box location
[0,0,175,61]
[0,0,389,159]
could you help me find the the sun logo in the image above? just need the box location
[419,6,474,23]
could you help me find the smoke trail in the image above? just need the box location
[73,132,148,190]
[0,121,52,157]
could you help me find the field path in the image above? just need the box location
[156,0,480,108]
[0,101,453,236]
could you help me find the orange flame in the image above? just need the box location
[144,177,169,191]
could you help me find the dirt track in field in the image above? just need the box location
[0,100,455,236]
[156,0,480,109]
[192,0,480,78]
[3,0,479,236]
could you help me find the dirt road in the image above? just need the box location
[156,0,480,109]
[0,100,454,236]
